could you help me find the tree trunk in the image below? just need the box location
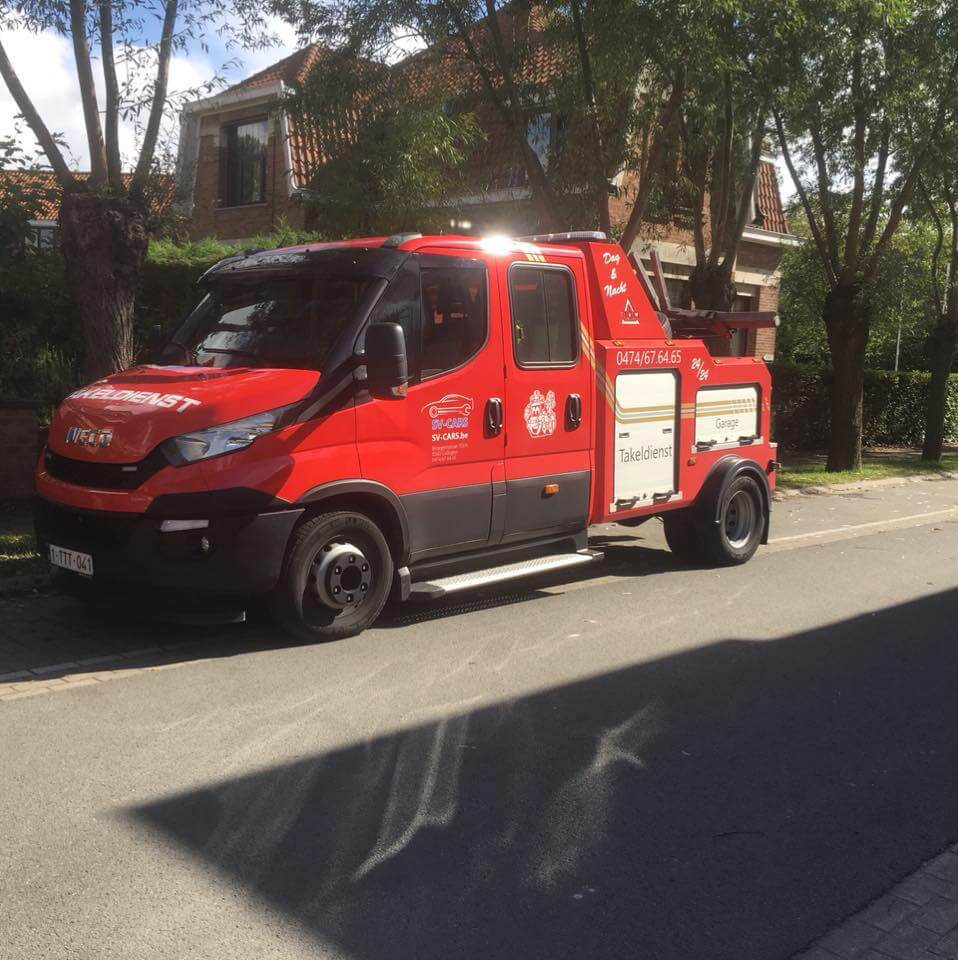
[823,283,870,471]
[689,261,735,310]
[922,316,958,461]
[60,190,148,382]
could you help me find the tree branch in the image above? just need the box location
[679,111,708,267]
[99,0,123,189]
[443,0,559,228]
[0,35,77,186]
[722,103,767,268]
[840,46,868,283]
[69,0,108,187]
[619,68,684,250]
[863,52,958,281]
[919,176,944,312]
[710,71,734,267]
[808,121,837,273]
[944,181,958,323]
[130,0,178,200]
[773,106,837,286]
[859,119,890,259]
[569,0,610,233]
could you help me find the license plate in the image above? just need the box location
[48,544,94,577]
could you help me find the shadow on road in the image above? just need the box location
[1,531,667,678]
[131,587,958,960]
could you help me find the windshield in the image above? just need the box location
[159,272,384,370]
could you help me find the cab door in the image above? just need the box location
[497,256,594,543]
[356,253,505,562]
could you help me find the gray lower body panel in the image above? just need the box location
[501,469,591,543]
[402,469,592,561]
[402,482,492,562]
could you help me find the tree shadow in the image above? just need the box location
[131,588,958,960]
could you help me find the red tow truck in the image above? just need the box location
[35,231,778,641]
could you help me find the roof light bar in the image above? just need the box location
[514,231,608,243]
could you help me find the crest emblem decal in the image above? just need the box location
[524,389,557,438]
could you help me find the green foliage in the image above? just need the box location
[778,217,940,370]
[0,131,59,250]
[0,248,81,406]
[0,227,328,405]
[771,362,958,450]
[283,51,484,236]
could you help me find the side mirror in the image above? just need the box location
[364,322,409,398]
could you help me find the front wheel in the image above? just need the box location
[271,510,394,643]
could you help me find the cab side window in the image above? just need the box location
[367,259,422,378]
[509,265,578,367]
[420,264,488,379]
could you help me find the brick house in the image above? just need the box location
[173,20,797,357]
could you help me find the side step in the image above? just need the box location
[409,549,603,599]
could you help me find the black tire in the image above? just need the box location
[703,474,765,565]
[664,474,765,566]
[662,508,704,563]
[271,510,394,643]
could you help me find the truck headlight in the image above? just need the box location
[161,404,294,465]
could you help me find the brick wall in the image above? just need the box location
[0,403,39,501]
[187,107,307,242]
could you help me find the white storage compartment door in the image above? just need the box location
[694,384,760,450]
[613,370,678,506]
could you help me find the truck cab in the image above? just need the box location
[35,232,777,642]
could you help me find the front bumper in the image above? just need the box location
[34,496,303,595]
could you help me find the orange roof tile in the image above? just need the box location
[227,44,328,92]
[0,170,174,222]
[755,160,787,235]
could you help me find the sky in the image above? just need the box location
[0,15,300,172]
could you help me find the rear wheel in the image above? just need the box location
[663,474,765,566]
[271,510,393,643]
[708,475,765,564]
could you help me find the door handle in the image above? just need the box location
[485,397,503,436]
[566,393,582,429]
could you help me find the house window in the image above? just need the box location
[526,112,553,171]
[509,264,578,367]
[224,119,269,206]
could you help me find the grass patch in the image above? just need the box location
[0,510,43,579]
[778,453,958,490]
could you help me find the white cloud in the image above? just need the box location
[0,26,221,172]
[0,28,84,167]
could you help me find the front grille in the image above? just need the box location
[43,446,167,490]
[34,499,140,551]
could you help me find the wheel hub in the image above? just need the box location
[312,542,372,608]
[725,491,754,549]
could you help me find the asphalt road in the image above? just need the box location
[2,477,958,960]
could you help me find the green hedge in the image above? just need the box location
[0,227,325,409]
[771,362,958,450]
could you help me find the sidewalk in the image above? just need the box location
[796,845,958,959]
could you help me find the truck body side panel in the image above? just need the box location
[590,340,775,524]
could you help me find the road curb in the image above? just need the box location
[773,469,958,502]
